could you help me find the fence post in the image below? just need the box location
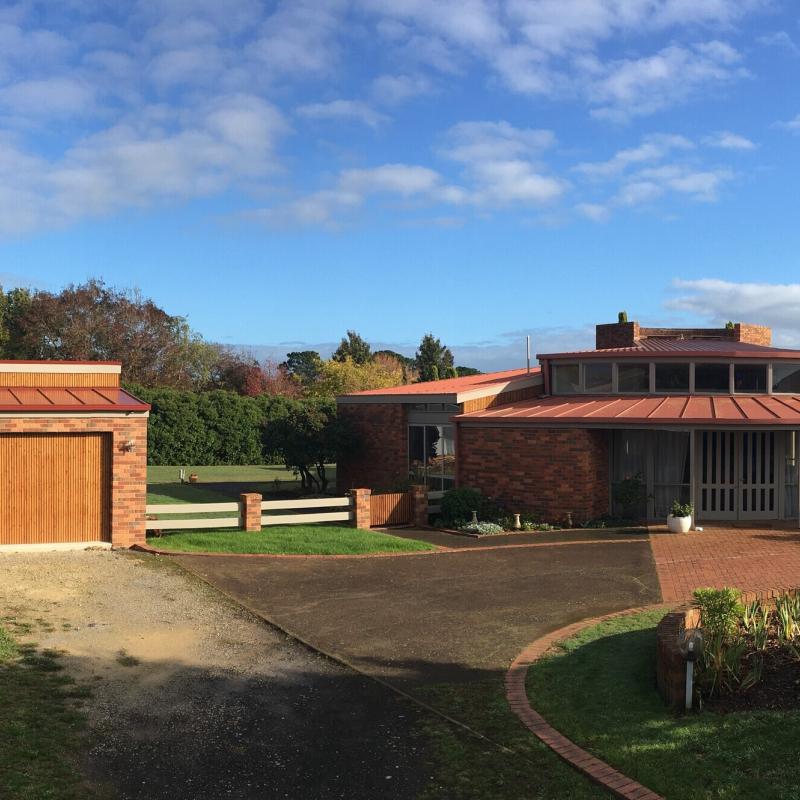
[240,493,262,532]
[351,488,372,529]
[410,484,428,528]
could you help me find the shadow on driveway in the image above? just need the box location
[176,538,660,690]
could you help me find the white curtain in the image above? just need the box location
[652,431,690,517]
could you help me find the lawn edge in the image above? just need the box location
[505,604,674,800]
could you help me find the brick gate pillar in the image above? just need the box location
[410,484,428,528]
[240,493,262,532]
[351,488,371,529]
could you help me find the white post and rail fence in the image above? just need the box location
[145,486,440,532]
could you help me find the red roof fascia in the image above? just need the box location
[0,387,150,412]
[456,394,800,426]
[340,367,541,398]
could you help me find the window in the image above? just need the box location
[655,363,689,392]
[584,363,612,393]
[408,424,455,490]
[694,363,729,393]
[773,364,800,393]
[734,364,767,393]
[552,364,580,393]
[617,363,649,392]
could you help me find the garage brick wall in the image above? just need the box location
[337,403,408,491]
[0,415,148,548]
[456,425,610,523]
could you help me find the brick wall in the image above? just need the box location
[596,321,640,349]
[337,403,408,491]
[734,323,772,346]
[456,425,610,523]
[0,415,148,548]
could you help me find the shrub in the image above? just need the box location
[439,487,497,526]
[693,587,743,640]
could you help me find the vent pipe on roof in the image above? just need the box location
[526,335,531,373]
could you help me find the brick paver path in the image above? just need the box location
[650,527,800,601]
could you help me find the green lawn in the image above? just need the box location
[147,525,436,555]
[526,609,800,800]
[0,622,90,799]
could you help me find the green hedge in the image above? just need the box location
[126,385,295,466]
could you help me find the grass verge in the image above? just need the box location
[0,621,90,799]
[526,609,800,800]
[147,525,436,555]
[415,679,602,799]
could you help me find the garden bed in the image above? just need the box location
[434,524,648,538]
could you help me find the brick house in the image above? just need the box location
[0,360,149,549]
[337,319,800,525]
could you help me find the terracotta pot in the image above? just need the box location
[189,473,199,483]
[667,514,692,533]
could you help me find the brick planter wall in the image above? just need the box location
[0,415,148,549]
[656,587,799,710]
[456,425,610,523]
[337,403,408,491]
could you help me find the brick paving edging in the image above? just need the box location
[505,604,673,800]
[132,536,646,560]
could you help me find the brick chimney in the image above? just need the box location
[596,321,640,349]
[733,323,771,346]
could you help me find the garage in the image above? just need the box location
[0,361,149,549]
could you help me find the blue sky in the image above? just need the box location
[2,1,800,370]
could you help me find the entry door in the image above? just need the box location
[697,431,778,520]
[739,431,777,519]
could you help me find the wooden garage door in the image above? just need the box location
[0,433,111,545]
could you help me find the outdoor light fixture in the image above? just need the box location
[679,627,704,710]
[122,439,136,452]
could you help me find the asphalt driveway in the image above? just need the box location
[176,533,660,689]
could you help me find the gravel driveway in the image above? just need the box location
[0,550,428,800]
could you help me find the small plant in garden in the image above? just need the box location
[670,500,693,518]
[613,473,648,518]
[458,521,504,535]
[694,587,743,638]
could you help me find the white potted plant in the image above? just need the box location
[667,500,693,533]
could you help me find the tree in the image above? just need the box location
[456,366,482,377]
[264,399,355,492]
[415,333,454,382]
[0,285,33,357]
[332,330,372,364]
[282,350,324,387]
[309,354,405,398]
[6,279,218,389]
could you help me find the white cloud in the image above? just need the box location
[588,41,747,121]
[440,120,556,162]
[575,133,693,177]
[371,73,433,104]
[0,77,95,118]
[667,279,800,345]
[703,131,756,150]
[774,114,800,133]
[0,94,288,234]
[297,99,389,129]
[757,31,800,56]
[575,202,611,222]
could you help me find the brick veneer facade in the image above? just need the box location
[337,403,408,491]
[596,320,772,350]
[456,425,610,523]
[0,415,148,548]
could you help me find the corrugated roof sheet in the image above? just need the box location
[457,394,800,426]
[538,340,800,359]
[0,387,150,413]
[339,367,541,397]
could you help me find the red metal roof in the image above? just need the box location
[339,367,541,398]
[539,340,800,360]
[0,359,122,365]
[456,394,800,426]
[0,387,149,413]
